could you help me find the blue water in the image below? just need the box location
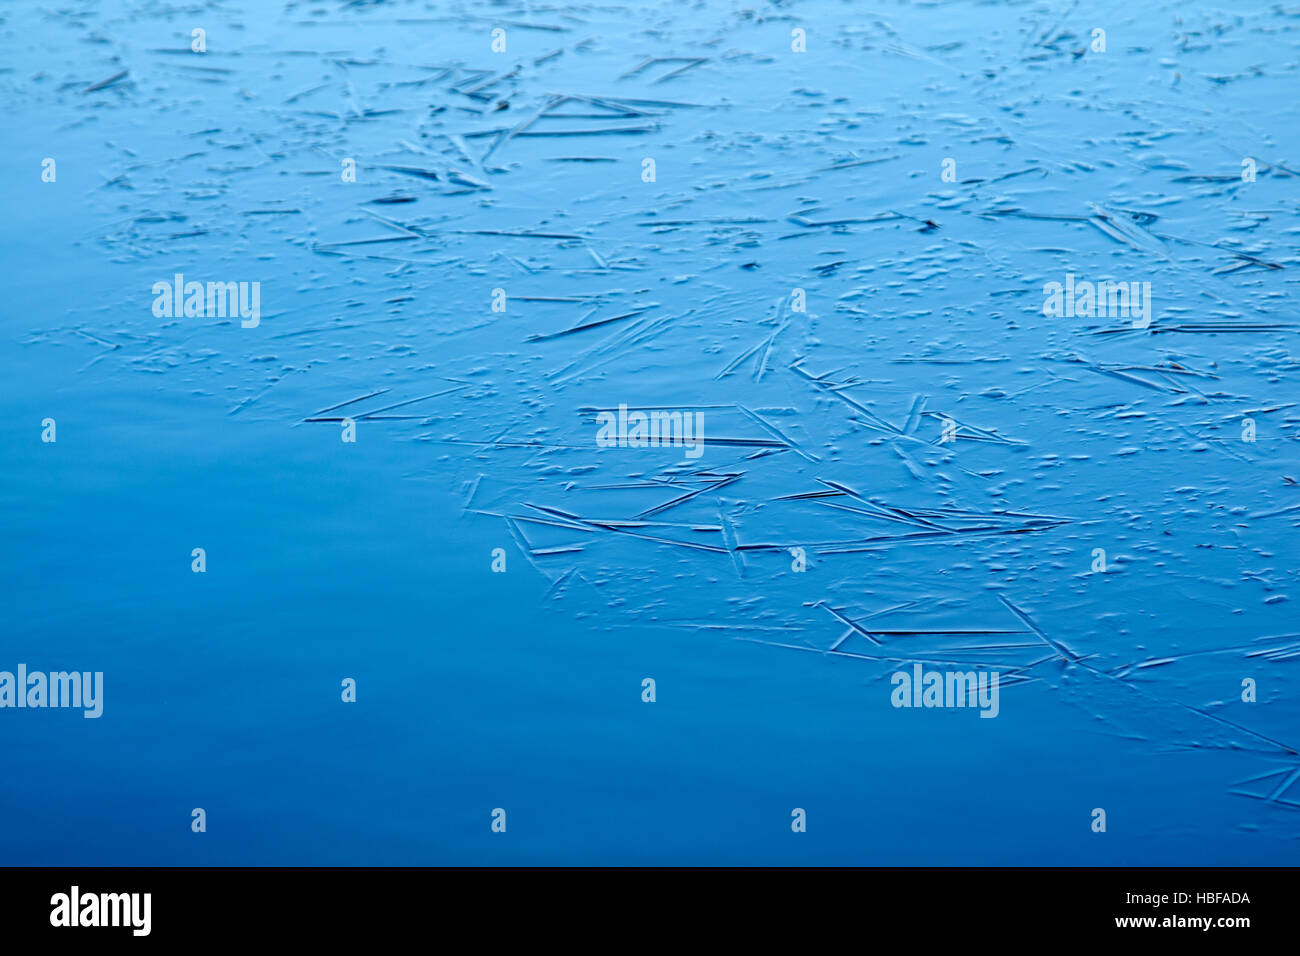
[1,0,1298,865]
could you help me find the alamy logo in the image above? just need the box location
[0,665,102,718]
[1043,273,1152,328]
[152,273,261,328]
[891,664,999,718]
[50,886,150,936]
[595,404,705,459]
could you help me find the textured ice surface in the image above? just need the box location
[1,0,1298,863]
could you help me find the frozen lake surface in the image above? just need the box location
[1,0,1298,863]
